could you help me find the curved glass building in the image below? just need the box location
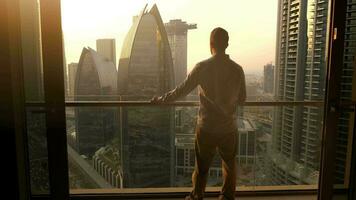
[117,5,175,187]
[73,47,118,157]
[118,4,174,98]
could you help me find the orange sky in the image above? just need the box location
[61,0,278,75]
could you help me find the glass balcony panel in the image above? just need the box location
[65,104,323,193]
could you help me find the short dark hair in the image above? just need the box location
[210,27,229,51]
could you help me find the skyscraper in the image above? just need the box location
[74,47,118,156]
[263,63,274,94]
[271,0,329,185]
[165,19,197,87]
[96,39,116,66]
[67,62,78,97]
[117,4,175,187]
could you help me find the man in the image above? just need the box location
[151,27,246,200]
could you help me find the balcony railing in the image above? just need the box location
[26,100,325,107]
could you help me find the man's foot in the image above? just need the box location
[184,194,203,200]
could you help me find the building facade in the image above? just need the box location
[92,146,123,188]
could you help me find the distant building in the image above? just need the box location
[117,4,175,188]
[96,39,116,66]
[165,19,197,87]
[74,47,118,157]
[236,119,257,165]
[244,74,264,101]
[67,62,78,97]
[246,82,259,101]
[263,63,274,94]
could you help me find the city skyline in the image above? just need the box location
[61,0,278,75]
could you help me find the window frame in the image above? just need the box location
[6,0,355,199]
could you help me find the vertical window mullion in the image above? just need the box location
[39,0,69,199]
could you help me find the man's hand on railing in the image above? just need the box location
[150,96,164,103]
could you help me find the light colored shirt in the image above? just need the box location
[160,54,246,133]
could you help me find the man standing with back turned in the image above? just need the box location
[151,27,246,200]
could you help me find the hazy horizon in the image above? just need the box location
[61,0,277,75]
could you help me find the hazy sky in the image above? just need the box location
[61,0,278,75]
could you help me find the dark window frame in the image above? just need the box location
[5,0,355,199]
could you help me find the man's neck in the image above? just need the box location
[212,52,227,57]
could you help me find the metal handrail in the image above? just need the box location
[25,100,326,107]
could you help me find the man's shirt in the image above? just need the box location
[160,54,246,133]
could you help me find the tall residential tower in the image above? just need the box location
[271,0,329,184]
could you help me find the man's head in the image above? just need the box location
[210,27,229,55]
